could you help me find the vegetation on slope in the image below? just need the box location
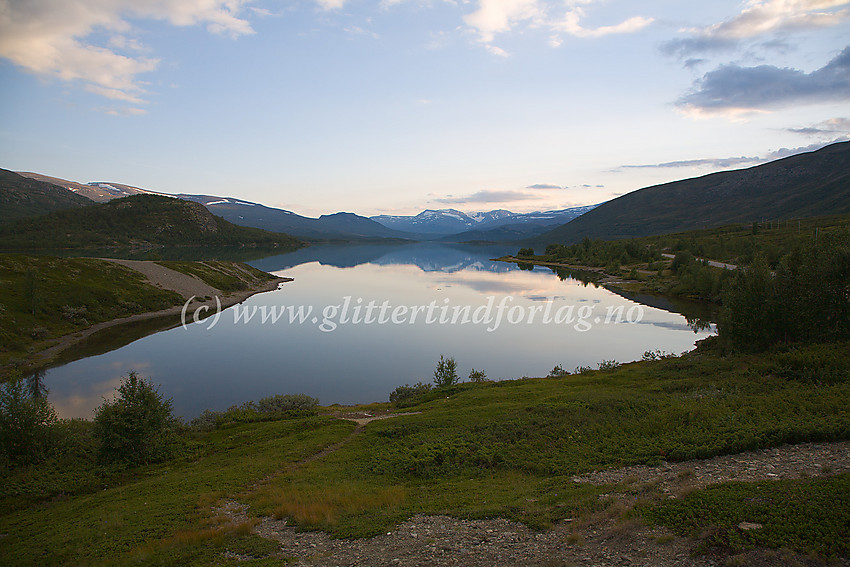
[511,212,849,304]
[534,140,850,244]
[0,255,284,368]
[0,168,94,224]
[156,260,279,292]
[0,254,184,366]
[0,194,304,250]
[1,338,848,565]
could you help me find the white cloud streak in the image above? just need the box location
[663,0,850,57]
[619,140,847,169]
[0,0,255,107]
[462,0,653,53]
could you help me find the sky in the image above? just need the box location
[1,0,849,217]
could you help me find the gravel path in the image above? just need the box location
[100,258,219,299]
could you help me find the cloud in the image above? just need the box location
[433,190,538,204]
[619,140,846,169]
[787,117,850,134]
[662,0,850,58]
[0,0,255,106]
[526,183,562,190]
[316,0,349,11]
[676,46,850,115]
[462,0,653,53]
[621,156,762,169]
[553,9,652,39]
[463,0,544,44]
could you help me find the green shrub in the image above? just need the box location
[93,371,179,465]
[597,359,621,371]
[188,408,222,431]
[256,393,319,413]
[433,355,459,387]
[547,365,569,378]
[468,369,487,382]
[389,382,432,404]
[0,374,57,465]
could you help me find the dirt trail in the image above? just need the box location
[218,440,849,567]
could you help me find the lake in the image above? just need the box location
[42,243,715,420]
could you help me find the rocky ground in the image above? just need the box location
[217,433,849,567]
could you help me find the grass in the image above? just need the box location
[244,340,849,541]
[2,341,848,564]
[639,473,850,558]
[0,416,353,566]
[0,255,284,369]
[0,254,183,367]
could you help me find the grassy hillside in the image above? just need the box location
[1,341,848,565]
[536,141,850,245]
[0,169,94,224]
[512,212,850,304]
[0,255,184,366]
[0,194,304,250]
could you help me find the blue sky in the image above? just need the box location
[1,0,849,216]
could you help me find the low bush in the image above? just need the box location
[389,382,432,404]
[93,371,180,465]
[256,393,319,413]
[468,369,487,382]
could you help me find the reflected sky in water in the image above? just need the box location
[43,243,714,420]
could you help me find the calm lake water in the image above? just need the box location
[43,243,715,420]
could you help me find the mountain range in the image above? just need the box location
[371,206,598,239]
[10,172,599,242]
[534,140,850,245]
[6,140,849,247]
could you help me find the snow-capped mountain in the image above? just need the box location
[371,205,600,236]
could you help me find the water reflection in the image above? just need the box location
[250,242,516,272]
[42,243,716,420]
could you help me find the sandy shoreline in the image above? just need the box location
[18,261,292,371]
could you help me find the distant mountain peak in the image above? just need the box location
[370,204,600,237]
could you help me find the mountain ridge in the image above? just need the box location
[371,205,600,237]
[0,169,95,223]
[534,140,850,245]
[0,194,304,250]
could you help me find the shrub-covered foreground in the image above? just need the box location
[1,342,848,565]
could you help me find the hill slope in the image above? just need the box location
[535,141,850,245]
[0,169,94,223]
[170,195,417,241]
[16,172,153,202]
[0,194,304,250]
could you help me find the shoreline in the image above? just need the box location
[18,275,293,373]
